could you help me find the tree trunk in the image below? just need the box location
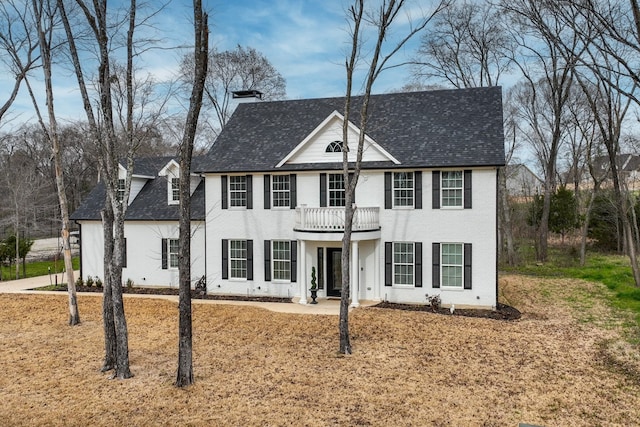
[339,204,353,355]
[100,208,117,372]
[580,185,598,266]
[176,0,208,388]
[498,168,516,265]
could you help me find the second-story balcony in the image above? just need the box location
[294,205,380,232]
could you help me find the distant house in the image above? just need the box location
[72,87,505,309]
[505,164,542,199]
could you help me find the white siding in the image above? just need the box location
[78,220,205,288]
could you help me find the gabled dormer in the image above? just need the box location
[158,159,202,205]
[158,159,181,205]
[276,110,399,168]
[117,163,155,205]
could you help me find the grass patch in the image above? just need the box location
[0,257,79,281]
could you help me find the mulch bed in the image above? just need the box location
[37,285,521,319]
[373,301,521,321]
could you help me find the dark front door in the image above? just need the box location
[327,248,342,297]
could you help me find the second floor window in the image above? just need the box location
[272,175,290,208]
[171,178,180,203]
[229,176,247,207]
[441,171,463,207]
[393,172,414,207]
[328,173,345,207]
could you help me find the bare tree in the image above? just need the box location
[412,0,513,88]
[27,0,80,325]
[180,45,286,134]
[339,0,449,354]
[175,0,208,388]
[0,1,39,125]
[499,0,583,262]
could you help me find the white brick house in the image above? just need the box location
[72,87,505,309]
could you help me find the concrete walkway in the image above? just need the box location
[0,273,377,315]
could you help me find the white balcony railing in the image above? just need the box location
[294,205,380,232]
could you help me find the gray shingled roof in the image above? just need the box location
[71,157,205,221]
[199,87,505,173]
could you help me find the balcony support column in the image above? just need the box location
[298,239,308,304]
[350,240,360,307]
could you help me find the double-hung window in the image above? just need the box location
[393,242,415,286]
[117,179,126,203]
[229,176,247,207]
[166,238,179,268]
[272,241,291,281]
[272,175,290,208]
[393,172,414,207]
[171,178,180,203]
[441,171,463,207]
[328,173,345,207]
[229,240,248,279]
[441,243,463,287]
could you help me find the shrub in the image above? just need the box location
[75,277,84,288]
[95,276,102,288]
[425,294,441,311]
[85,276,94,287]
[126,278,134,289]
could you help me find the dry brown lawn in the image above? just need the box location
[1,275,640,426]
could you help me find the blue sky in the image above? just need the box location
[3,0,427,127]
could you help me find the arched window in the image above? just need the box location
[325,141,343,153]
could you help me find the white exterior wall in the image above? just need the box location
[78,220,206,288]
[204,168,498,308]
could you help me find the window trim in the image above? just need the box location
[392,241,415,287]
[392,171,415,208]
[117,178,126,203]
[271,240,292,282]
[328,173,346,207]
[168,238,179,269]
[169,177,180,205]
[271,175,291,209]
[440,242,464,289]
[440,170,464,209]
[229,175,248,208]
[228,239,248,280]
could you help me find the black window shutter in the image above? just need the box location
[317,247,324,290]
[264,175,271,209]
[464,170,472,209]
[161,238,168,270]
[464,243,472,289]
[384,242,392,286]
[415,171,422,209]
[247,240,253,280]
[290,174,297,209]
[264,240,271,281]
[319,173,327,207]
[246,175,253,209]
[221,239,228,279]
[384,172,392,209]
[432,171,440,209]
[432,242,440,288]
[290,240,297,282]
[122,238,127,268]
[221,175,228,209]
[415,242,422,287]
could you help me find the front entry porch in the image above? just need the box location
[297,238,381,307]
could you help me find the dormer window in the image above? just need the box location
[170,178,180,204]
[325,141,343,153]
[117,179,126,203]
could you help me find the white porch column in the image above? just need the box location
[299,239,307,304]
[374,240,381,301]
[350,240,360,307]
